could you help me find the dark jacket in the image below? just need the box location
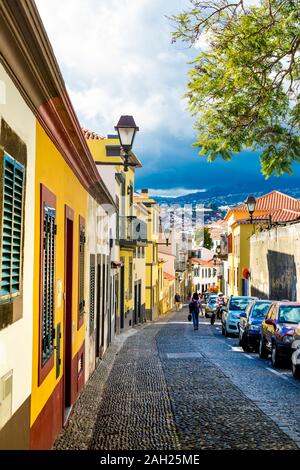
[189,299,200,314]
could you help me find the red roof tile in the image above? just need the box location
[237,208,300,224]
[164,272,176,281]
[190,258,215,267]
[82,128,105,140]
[231,191,300,213]
[267,209,300,222]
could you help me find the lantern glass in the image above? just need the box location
[164,227,171,240]
[246,195,256,215]
[118,127,136,148]
[115,115,139,151]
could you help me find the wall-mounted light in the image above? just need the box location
[245,195,256,224]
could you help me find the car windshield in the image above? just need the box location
[251,302,272,319]
[278,306,300,324]
[209,297,217,304]
[229,297,253,311]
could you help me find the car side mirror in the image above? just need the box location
[265,318,275,327]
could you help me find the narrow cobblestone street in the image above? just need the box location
[54,307,300,450]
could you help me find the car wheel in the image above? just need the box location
[241,334,251,352]
[292,363,300,380]
[259,337,268,359]
[271,343,282,368]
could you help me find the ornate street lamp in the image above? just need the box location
[158,227,171,247]
[245,195,256,223]
[164,227,171,247]
[115,115,139,172]
[95,115,139,172]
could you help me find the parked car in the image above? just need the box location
[239,300,272,352]
[222,295,256,337]
[205,295,218,318]
[259,302,300,368]
[291,322,300,379]
[203,291,216,304]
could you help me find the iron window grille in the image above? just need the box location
[41,202,56,367]
[89,255,95,335]
[0,153,25,303]
[78,218,86,326]
[129,259,133,298]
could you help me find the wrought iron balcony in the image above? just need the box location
[119,216,148,247]
[175,260,187,272]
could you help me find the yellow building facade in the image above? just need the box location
[225,191,300,296]
[0,2,114,450]
[30,122,88,447]
[135,190,160,321]
[85,134,148,331]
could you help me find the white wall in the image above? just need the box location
[0,64,36,416]
[193,264,219,293]
[159,252,175,277]
[250,223,300,301]
[85,196,110,381]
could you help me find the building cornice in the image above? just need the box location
[0,0,115,209]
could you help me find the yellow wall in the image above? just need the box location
[163,278,175,314]
[229,223,254,296]
[86,138,123,165]
[120,248,134,313]
[227,208,267,296]
[31,122,87,425]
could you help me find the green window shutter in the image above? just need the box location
[42,203,56,366]
[0,153,24,302]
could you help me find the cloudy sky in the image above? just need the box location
[35,0,298,197]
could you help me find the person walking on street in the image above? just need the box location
[175,293,181,311]
[190,292,200,330]
[199,295,204,318]
[216,292,225,319]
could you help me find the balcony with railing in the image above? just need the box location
[119,216,148,247]
[175,260,187,272]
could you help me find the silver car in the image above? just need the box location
[222,295,257,337]
[205,295,218,318]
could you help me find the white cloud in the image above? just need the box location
[148,188,206,198]
[35,0,194,140]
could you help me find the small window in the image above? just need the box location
[228,233,232,254]
[89,254,95,335]
[0,154,25,303]
[129,258,133,298]
[78,216,85,328]
[39,185,56,384]
[115,195,120,242]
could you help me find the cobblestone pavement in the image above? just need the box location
[156,311,298,450]
[54,327,140,449]
[54,307,300,450]
[198,319,300,445]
